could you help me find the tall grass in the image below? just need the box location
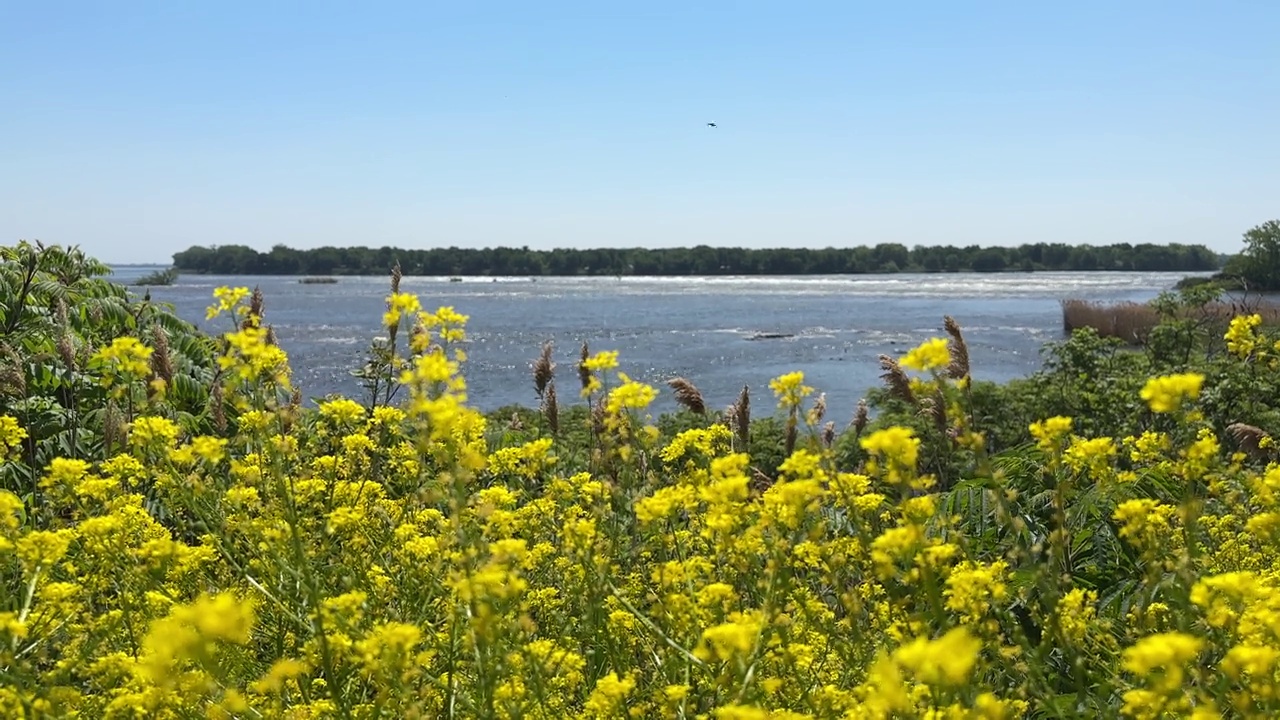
[1062,296,1280,343]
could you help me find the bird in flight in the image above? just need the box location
[706,122,717,128]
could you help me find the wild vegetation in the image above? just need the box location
[171,240,1222,277]
[1180,220,1280,293]
[132,267,180,287]
[1059,287,1280,344]
[5,241,1280,718]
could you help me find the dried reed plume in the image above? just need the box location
[542,382,560,435]
[822,421,836,447]
[919,390,947,431]
[578,341,591,393]
[0,344,25,397]
[57,333,76,370]
[265,325,279,346]
[410,323,427,355]
[749,465,774,493]
[210,382,226,434]
[150,326,173,383]
[590,399,606,436]
[508,412,524,431]
[728,385,750,445]
[103,402,126,452]
[811,392,827,424]
[851,398,869,437]
[1228,422,1272,460]
[667,377,706,415]
[387,263,404,344]
[532,341,556,399]
[242,287,266,330]
[279,387,303,434]
[878,354,916,404]
[943,315,970,380]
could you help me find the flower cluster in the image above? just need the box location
[3,290,1280,719]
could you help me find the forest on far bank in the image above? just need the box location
[171,240,1224,277]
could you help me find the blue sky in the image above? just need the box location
[2,1,1277,263]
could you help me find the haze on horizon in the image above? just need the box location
[2,2,1278,265]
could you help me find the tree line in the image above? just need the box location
[171,241,1224,277]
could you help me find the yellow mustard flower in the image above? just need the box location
[900,337,951,372]
[1139,373,1204,414]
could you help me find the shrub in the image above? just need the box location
[3,245,1280,717]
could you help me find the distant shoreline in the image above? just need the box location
[169,241,1226,277]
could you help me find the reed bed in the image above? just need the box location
[1061,297,1280,343]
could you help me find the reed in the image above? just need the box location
[531,341,555,400]
[666,377,706,415]
[1061,298,1280,343]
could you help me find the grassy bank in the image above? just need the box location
[1061,292,1280,344]
[5,242,1280,717]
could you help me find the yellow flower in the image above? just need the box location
[945,560,1009,623]
[383,292,422,328]
[860,426,920,483]
[0,416,26,460]
[892,626,982,687]
[89,337,154,389]
[769,371,814,409]
[1122,632,1203,692]
[206,286,251,320]
[1224,313,1262,358]
[1064,436,1118,476]
[1029,416,1073,454]
[606,373,658,414]
[318,397,366,426]
[1056,588,1098,644]
[635,485,697,525]
[220,325,291,386]
[582,350,619,372]
[15,529,75,570]
[129,416,180,450]
[900,337,951,372]
[582,672,636,718]
[140,592,256,683]
[1139,373,1204,413]
[191,436,228,464]
[697,612,763,662]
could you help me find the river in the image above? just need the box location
[109,268,1201,419]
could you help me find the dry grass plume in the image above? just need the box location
[667,377,706,415]
[532,341,555,400]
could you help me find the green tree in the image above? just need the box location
[1235,219,1280,290]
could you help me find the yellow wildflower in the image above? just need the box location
[900,337,951,372]
[1139,373,1204,414]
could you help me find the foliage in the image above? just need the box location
[1224,220,1280,291]
[171,240,1223,277]
[0,241,221,500]
[1183,219,1280,293]
[5,245,1280,718]
[133,267,179,286]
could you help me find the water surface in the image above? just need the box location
[111,269,1199,418]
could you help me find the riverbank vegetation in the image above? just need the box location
[131,267,179,286]
[172,240,1222,277]
[1060,289,1280,344]
[5,240,1280,717]
[1178,219,1280,293]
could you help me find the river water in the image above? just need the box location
[109,268,1199,418]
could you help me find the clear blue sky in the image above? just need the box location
[2,1,1277,263]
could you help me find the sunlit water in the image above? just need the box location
[109,268,1203,418]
